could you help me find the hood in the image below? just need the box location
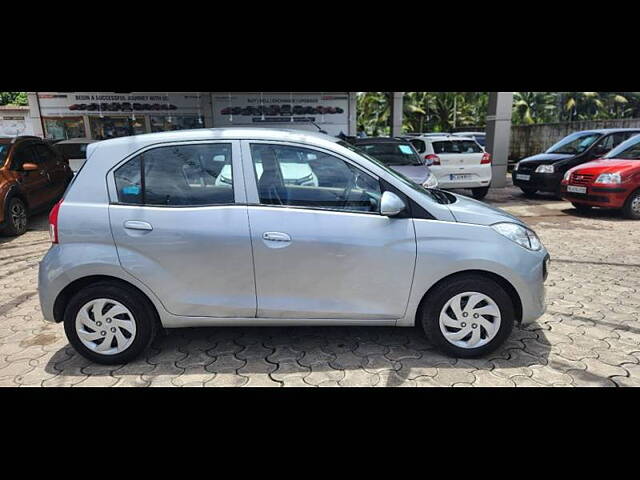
[518,152,574,166]
[389,164,431,185]
[571,158,640,176]
[445,192,526,227]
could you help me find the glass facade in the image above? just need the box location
[89,116,147,140]
[43,117,86,140]
[150,115,204,133]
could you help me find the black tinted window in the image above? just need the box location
[410,139,426,154]
[114,143,234,206]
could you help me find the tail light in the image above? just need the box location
[425,154,441,165]
[49,200,62,244]
[481,152,492,164]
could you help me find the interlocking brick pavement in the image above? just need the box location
[1,177,639,387]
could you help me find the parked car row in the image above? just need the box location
[513,128,640,219]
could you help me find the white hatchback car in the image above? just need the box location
[408,135,492,199]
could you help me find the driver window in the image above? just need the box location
[250,144,381,213]
[11,143,38,170]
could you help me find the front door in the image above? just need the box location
[242,141,417,320]
[108,141,256,318]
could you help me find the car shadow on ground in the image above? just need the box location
[560,207,629,222]
[0,212,49,243]
[43,324,552,386]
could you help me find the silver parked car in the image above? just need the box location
[39,128,549,364]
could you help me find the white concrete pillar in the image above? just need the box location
[348,92,357,136]
[485,92,514,188]
[390,92,404,137]
[26,92,45,138]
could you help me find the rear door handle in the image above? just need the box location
[262,231,291,242]
[124,220,153,231]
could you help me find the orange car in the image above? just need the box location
[0,136,73,236]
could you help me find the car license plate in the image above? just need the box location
[450,174,473,181]
[516,174,530,181]
[567,185,587,194]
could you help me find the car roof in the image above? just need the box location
[452,132,485,136]
[0,135,42,145]
[572,128,640,135]
[55,138,97,145]
[353,137,411,145]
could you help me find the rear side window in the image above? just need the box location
[114,143,234,206]
[432,140,482,154]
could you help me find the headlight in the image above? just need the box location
[535,164,554,174]
[563,170,572,181]
[423,173,438,189]
[492,222,542,251]
[595,173,621,184]
[514,162,520,172]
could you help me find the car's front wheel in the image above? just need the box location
[63,282,158,364]
[622,189,640,220]
[420,274,515,358]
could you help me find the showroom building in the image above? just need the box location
[24,91,513,187]
[26,92,358,140]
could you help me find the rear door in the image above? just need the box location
[108,141,256,318]
[33,143,69,199]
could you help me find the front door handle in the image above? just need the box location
[262,232,291,242]
[124,220,153,231]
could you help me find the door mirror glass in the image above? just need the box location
[21,162,39,171]
[380,191,406,217]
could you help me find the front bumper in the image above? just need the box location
[519,251,548,324]
[512,170,563,193]
[560,182,631,209]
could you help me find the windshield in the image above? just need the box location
[337,141,453,204]
[0,143,10,165]
[357,142,424,166]
[604,135,640,160]
[547,132,602,155]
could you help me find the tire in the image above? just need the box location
[622,189,640,220]
[572,202,592,213]
[471,187,490,200]
[420,274,515,358]
[2,197,28,236]
[520,187,537,198]
[63,282,158,364]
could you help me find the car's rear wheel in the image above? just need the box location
[2,197,28,236]
[520,187,537,197]
[622,190,640,220]
[420,274,515,358]
[572,202,593,213]
[63,282,158,364]
[471,187,490,200]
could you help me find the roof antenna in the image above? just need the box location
[303,117,327,134]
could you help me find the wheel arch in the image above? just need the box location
[53,274,162,327]
[415,269,523,325]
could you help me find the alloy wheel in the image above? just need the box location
[75,299,137,355]
[439,292,501,349]
[632,194,640,216]
[10,202,27,232]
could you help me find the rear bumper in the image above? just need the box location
[434,164,492,189]
[560,183,631,208]
[512,170,563,193]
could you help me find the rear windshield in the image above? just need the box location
[357,142,424,166]
[56,143,89,160]
[432,140,482,154]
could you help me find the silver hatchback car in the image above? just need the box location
[39,128,549,364]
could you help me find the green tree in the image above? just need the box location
[0,92,28,106]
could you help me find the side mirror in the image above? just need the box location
[380,191,406,217]
[21,163,38,171]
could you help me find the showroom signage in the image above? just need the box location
[212,93,350,135]
[37,92,203,115]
